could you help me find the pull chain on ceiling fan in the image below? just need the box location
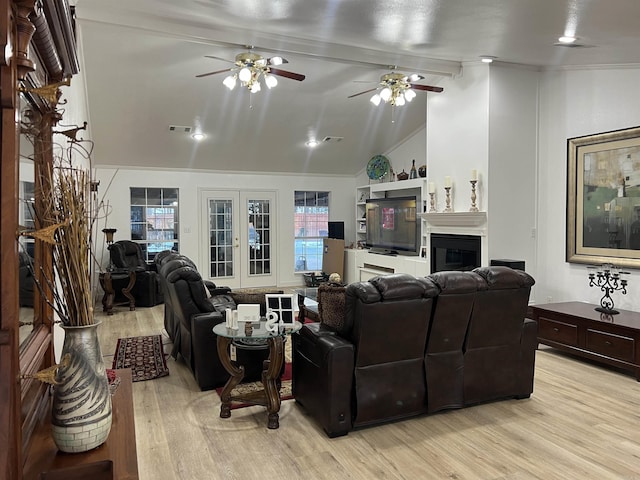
[348,71,443,106]
[196,50,306,93]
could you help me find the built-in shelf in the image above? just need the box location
[369,178,425,193]
[418,211,487,227]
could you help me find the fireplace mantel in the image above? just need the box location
[418,211,487,227]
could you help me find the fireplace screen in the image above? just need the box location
[431,234,481,272]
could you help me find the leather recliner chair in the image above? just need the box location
[108,240,163,307]
[161,259,268,390]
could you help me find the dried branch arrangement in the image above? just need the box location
[44,162,94,326]
[19,111,111,326]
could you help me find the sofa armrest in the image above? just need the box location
[190,311,227,390]
[292,323,355,437]
[517,317,538,398]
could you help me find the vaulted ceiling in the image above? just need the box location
[74,0,640,176]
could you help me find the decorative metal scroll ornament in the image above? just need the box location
[587,264,628,314]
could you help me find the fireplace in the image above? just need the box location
[431,233,481,273]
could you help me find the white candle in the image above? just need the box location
[471,169,478,181]
[428,181,435,193]
[444,176,452,188]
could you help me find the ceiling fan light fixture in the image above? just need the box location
[239,67,252,83]
[407,73,423,82]
[270,56,284,66]
[558,35,577,44]
[370,94,382,106]
[250,82,261,93]
[379,87,392,102]
[394,95,406,106]
[404,89,416,102]
[223,74,237,90]
[265,74,278,89]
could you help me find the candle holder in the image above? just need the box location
[443,187,453,213]
[469,180,479,212]
[429,192,437,212]
[588,264,628,314]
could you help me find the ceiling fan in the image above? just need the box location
[196,51,306,93]
[348,72,443,106]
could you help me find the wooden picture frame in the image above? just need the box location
[265,294,296,326]
[567,125,640,268]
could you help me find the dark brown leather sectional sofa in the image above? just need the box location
[292,266,536,437]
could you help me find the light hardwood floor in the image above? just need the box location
[97,304,640,480]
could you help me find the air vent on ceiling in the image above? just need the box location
[168,125,193,133]
[322,136,344,143]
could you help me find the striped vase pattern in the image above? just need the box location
[51,322,112,453]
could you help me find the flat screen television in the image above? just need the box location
[365,196,418,255]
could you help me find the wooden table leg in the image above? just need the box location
[99,272,115,315]
[121,271,136,311]
[263,337,284,429]
[216,336,245,419]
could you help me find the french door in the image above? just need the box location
[200,190,277,288]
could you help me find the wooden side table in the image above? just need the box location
[213,320,302,429]
[99,271,136,315]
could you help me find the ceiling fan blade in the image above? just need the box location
[410,84,444,93]
[269,68,306,81]
[347,87,378,99]
[204,55,235,64]
[195,68,233,78]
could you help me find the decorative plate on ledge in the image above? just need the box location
[366,155,390,180]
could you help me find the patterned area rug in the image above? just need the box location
[112,334,170,382]
[215,362,293,410]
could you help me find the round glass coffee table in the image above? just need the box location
[213,320,302,429]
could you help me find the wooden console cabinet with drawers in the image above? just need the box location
[531,301,640,380]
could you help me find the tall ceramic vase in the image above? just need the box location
[51,321,112,453]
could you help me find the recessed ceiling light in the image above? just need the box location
[191,132,205,141]
[480,56,496,63]
[306,139,320,148]
[558,36,577,44]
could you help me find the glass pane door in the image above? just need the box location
[208,197,236,279]
[201,190,277,289]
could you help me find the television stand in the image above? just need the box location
[369,248,398,256]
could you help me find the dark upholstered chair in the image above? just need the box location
[158,257,268,390]
[108,240,163,307]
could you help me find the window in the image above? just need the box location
[130,187,179,261]
[294,191,329,272]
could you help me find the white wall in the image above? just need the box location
[427,63,538,295]
[537,65,640,310]
[95,167,355,287]
[355,125,427,186]
[487,65,539,281]
[427,63,490,212]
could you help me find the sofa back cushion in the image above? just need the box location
[424,270,486,413]
[345,273,439,426]
[467,266,535,348]
[462,266,536,404]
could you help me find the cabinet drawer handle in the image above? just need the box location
[553,328,559,332]
[605,340,612,346]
